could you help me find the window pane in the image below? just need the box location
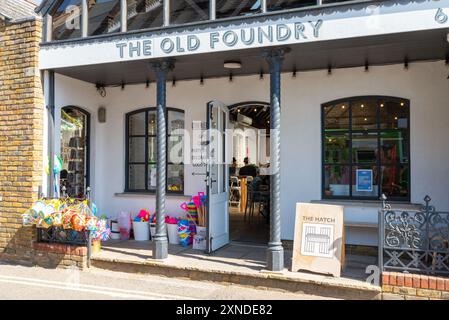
[129,112,146,135]
[381,165,408,199]
[127,0,163,31]
[148,111,156,135]
[148,137,157,163]
[352,165,378,198]
[170,0,209,25]
[52,0,82,40]
[352,132,378,164]
[324,102,349,130]
[216,0,261,19]
[168,135,183,164]
[352,99,377,130]
[148,164,157,190]
[380,100,408,129]
[380,131,409,164]
[324,132,349,164]
[129,137,145,162]
[88,0,121,36]
[168,164,184,192]
[168,110,185,133]
[324,165,350,197]
[129,164,145,189]
[267,0,317,12]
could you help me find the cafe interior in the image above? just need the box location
[228,101,271,244]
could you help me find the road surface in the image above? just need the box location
[0,262,337,300]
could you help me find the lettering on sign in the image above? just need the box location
[116,21,323,59]
[435,8,448,24]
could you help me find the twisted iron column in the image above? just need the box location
[263,48,289,271]
[151,60,174,259]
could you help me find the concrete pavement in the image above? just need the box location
[0,262,337,300]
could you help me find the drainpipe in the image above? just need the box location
[263,47,289,272]
[151,59,174,260]
[45,70,55,198]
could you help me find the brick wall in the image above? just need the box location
[382,271,449,300]
[0,18,44,265]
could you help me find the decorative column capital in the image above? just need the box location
[262,47,291,66]
[151,59,175,77]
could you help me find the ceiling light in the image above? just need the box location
[380,104,384,107]
[224,61,242,69]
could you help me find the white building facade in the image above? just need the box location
[36,0,449,270]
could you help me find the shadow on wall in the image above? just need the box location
[0,226,37,267]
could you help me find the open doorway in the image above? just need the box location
[228,102,270,244]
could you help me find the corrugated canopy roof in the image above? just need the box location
[0,0,38,21]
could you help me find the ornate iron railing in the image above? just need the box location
[37,227,88,246]
[379,195,449,275]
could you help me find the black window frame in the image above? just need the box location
[125,107,185,194]
[321,96,411,202]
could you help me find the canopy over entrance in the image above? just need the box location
[51,28,448,86]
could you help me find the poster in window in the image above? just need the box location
[356,169,373,192]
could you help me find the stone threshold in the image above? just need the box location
[90,255,381,300]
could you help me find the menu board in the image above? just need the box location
[292,203,344,277]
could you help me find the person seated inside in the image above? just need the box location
[239,157,258,177]
[229,157,237,176]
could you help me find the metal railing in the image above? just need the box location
[379,195,449,275]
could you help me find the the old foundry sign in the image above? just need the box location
[39,5,449,69]
[115,20,323,60]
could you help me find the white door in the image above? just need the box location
[206,100,230,253]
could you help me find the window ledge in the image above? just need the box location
[311,199,421,209]
[114,192,191,198]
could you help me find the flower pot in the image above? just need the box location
[133,221,150,241]
[167,223,180,245]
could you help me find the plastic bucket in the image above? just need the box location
[133,221,150,241]
[167,223,180,245]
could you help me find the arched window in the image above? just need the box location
[322,96,410,201]
[60,106,90,198]
[126,108,185,193]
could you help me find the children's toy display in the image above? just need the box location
[180,192,208,249]
[177,219,191,247]
[22,198,111,242]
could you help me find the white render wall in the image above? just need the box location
[51,60,449,245]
